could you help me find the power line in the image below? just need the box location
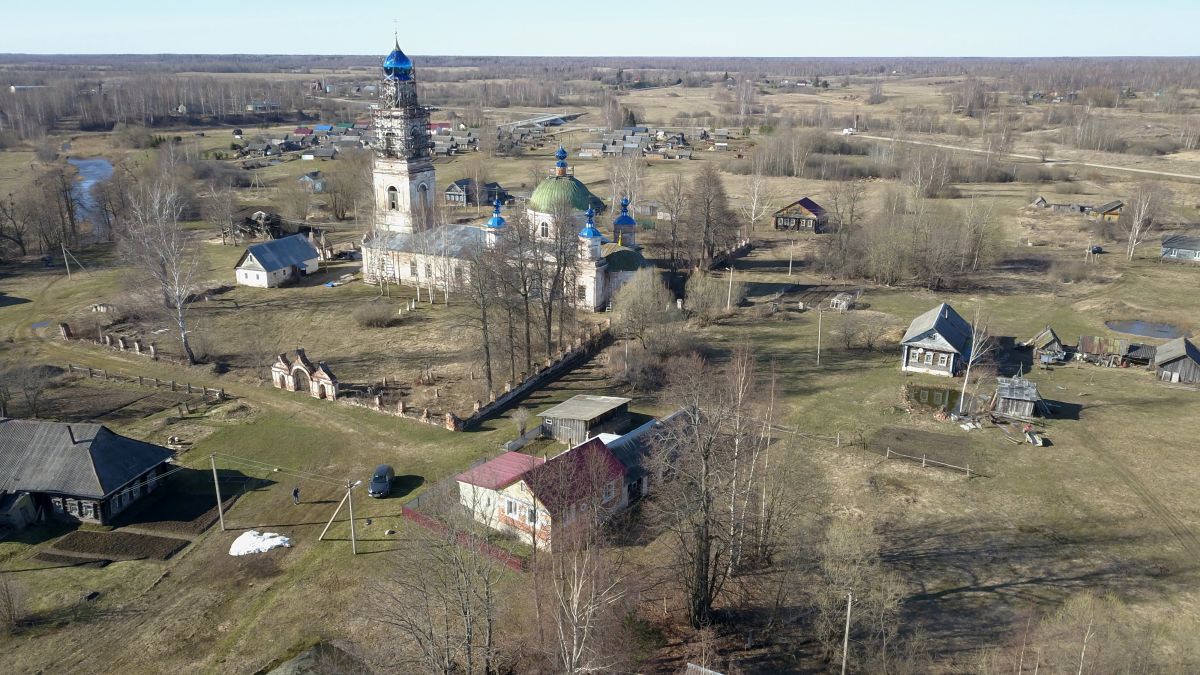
[211,452,345,486]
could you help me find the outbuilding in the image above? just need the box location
[235,234,320,288]
[538,395,632,447]
[1154,337,1200,385]
[992,376,1041,419]
[772,197,829,232]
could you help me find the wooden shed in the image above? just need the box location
[1154,337,1200,385]
[992,376,1040,419]
[539,395,632,447]
[772,197,828,233]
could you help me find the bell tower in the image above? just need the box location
[371,37,436,234]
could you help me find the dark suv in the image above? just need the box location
[368,464,394,498]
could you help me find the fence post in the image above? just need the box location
[836,431,841,447]
[966,464,971,478]
[922,454,927,468]
[886,448,890,459]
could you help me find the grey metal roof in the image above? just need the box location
[369,224,484,258]
[901,303,972,354]
[1162,234,1200,251]
[539,395,631,422]
[1155,337,1200,366]
[996,377,1039,402]
[1093,200,1123,213]
[0,419,172,499]
[240,234,319,273]
[606,409,684,481]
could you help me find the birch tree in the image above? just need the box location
[116,156,201,364]
[958,308,995,415]
[1123,181,1170,261]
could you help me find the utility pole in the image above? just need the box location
[816,307,824,366]
[347,479,358,555]
[62,243,72,280]
[841,593,853,675]
[726,267,734,309]
[210,454,225,531]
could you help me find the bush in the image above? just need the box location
[353,303,396,328]
[684,273,743,325]
[607,344,666,392]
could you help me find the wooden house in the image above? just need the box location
[1154,337,1200,385]
[900,303,973,377]
[444,179,509,207]
[992,376,1040,419]
[0,419,173,527]
[235,234,320,288]
[539,395,632,446]
[271,349,338,400]
[773,197,828,232]
[1161,234,1200,263]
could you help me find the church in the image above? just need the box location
[360,39,644,310]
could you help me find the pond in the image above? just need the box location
[67,157,114,240]
[908,385,963,412]
[1105,319,1188,340]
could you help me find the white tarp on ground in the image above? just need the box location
[229,530,292,556]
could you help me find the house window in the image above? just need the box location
[576,284,587,303]
[909,349,919,362]
[409,260,417,277]
[603,481,615,503]
[924,352,934,365]
[52,497,64,512]
[454,266,463,282]
[937,353,949,367]
[425,263,432,278]
[527,507,537,524]
[505,499,516,515]
[387,186,399,210]
[540,222,549,238]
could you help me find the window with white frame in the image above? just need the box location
[909,349,919,361]
[540,222,549,238]
[937,353,949,367]
[924,352,934,365]
[526,507,537,524]
[409,259,418,277]
[505,499,516,515]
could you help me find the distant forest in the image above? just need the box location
[2,53,1199,143]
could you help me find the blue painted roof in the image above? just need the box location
[486,199,506,229]
[555,145,568,168]
[313,124,333,131]
[242,234,319,273]
[578,207,602,238]
[613,197,636,227]
[383,40,414,81]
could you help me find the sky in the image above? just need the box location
[1,0,1197,57]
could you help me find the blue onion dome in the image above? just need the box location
[579,207,602,238]
[613,197,637,227]
[555,145,568,168]
[383,39,414,81]
[486,198,506,229]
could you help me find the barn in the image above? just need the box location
[1154,337,1200,385]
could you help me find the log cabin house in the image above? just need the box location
[900,303,972,377]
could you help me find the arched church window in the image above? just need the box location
[387,186,399,210]
[540,222,549,238]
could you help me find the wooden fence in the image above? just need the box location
[884,447,977,478]
[65,364,227,402]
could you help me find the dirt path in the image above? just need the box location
[1076,427,1200,559]
[856,133,1200,182]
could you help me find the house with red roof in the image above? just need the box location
[456,439,629,550]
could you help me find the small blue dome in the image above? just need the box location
[613,197,637,227]
[486,199,506,229]
[579,206,602,238]
[383,40,414,81]
[555,145,568,168]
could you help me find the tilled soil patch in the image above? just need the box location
[112,491,239,536]
[32,552,112,568]
[50,530,189,561]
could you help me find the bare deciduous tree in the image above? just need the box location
[1123,181,1170,260]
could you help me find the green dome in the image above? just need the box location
[528,175,602,213]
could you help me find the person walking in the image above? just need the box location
[292,486,301,505]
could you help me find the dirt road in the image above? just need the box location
[855,133,1200,182]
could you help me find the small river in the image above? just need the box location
[67,157,114,240]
